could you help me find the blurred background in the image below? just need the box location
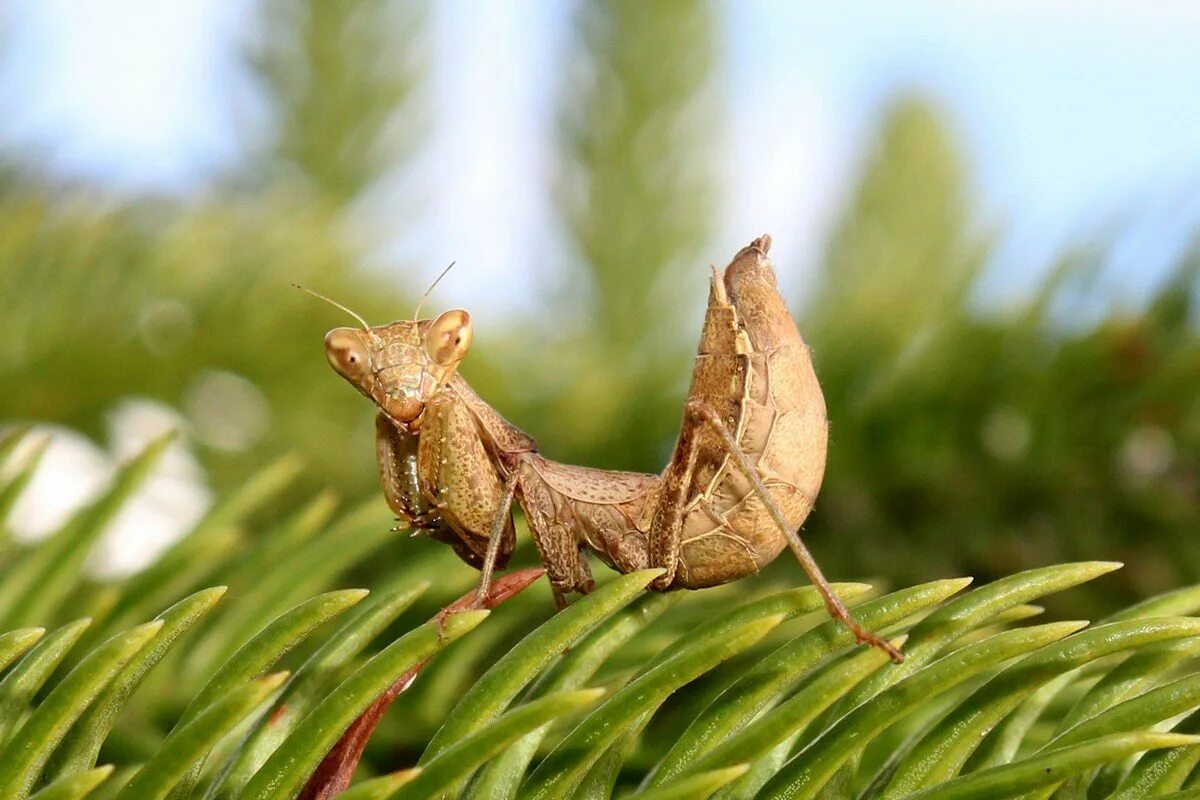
[3,0,1200,611]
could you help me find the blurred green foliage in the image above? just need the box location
[245,0,428,207]
[1,0,1198,621]
[3,433,1200,798]
[0,184,393,493]
[803,99,1200,613]
[520,0,722,472]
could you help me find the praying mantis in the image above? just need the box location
[305,236,902,661]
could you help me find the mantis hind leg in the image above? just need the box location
[647,404,705,591]
[680,400,904,663]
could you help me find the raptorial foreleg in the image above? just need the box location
[685,400,904,663]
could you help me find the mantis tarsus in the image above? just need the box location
[310,235,902,662]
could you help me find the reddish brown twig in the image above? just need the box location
[298,567,546,800]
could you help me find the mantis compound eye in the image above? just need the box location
[425,309,473,367]
[325,328,371,378]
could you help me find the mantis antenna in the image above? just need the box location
[292,284,372,330]
[412,261,457,321]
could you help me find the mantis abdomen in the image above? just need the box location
[671,239,829,588]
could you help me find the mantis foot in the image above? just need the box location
[845,619,905,663]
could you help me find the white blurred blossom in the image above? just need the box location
[3,426,111,542]
[1,397,211,579]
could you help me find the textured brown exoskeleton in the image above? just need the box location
[310,236,901,661]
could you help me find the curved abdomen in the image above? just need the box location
[672,236,828,589]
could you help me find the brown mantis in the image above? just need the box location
[306,236,902,662]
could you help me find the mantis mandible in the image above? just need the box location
[306,236,902,661]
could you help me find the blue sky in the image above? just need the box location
[2,0,1199,318]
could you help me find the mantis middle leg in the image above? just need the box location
[474,470,520,604]
[475,457,596,610]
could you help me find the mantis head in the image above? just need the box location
[298,285,473,428]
